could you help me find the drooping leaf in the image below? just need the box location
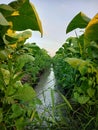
[84,13,98,42]
[14,30,32,42]
[7,0,43,35]
[66,12,91,33]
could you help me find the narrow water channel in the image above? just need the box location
[35,67,61,107]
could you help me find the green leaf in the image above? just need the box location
[1,68,10,85]
[59,92,73,110]
[66,12,91,33]
[65,57,87,68]
[0,12,9,26]
[4,35,18,44]
[84,14,98,42]
[14,84,36,102]
[51,89,55,108]
[11,104,24,119]
[8,0,43,35]
[15,117,25,130]
[78,96,90,104]
[67,47,79,53]
[15,54,34,71]
[0,50,8,60]
[87,88,95,98]
[14,30,32,42]
[65,58,91,75]
[74,92,90,104]
[0,4,15,16]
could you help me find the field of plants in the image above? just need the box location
[53,12,98,129]
[0,0,98,130]
[0,0,52,129]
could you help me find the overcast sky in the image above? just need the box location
[1,0,98,56]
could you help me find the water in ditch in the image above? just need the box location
[26,67,66,129]
[35,67,62,107]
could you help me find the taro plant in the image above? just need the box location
[0,0,43,129]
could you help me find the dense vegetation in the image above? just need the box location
[0,0,51,129]
[21,43,51,87]
[0,0,98,129]
[53,12,98,129]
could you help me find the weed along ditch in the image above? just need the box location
[26,67,67,129]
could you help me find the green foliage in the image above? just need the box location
[66,12,91,33]
[84,13,98,42]
[0,0,45,129]
[21,43,51,86]
[6,0,43,34]
[53,12,98,129]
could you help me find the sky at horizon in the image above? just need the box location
[1,0,98,56]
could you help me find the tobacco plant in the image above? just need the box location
[0,0,43,129]
[53,12,98,129]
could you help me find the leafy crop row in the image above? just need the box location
[0,0,51,129]
[53,12,98,129]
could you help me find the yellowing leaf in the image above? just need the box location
[30,3,43,36]
[11,11,19,16]
[9,43,17,49]
[7,29,15,36]
[84,14,98,42]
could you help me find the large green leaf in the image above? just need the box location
[7,0,43,35]
[84,13,98,41]
[14,84,36,102]
[66,12,91,33]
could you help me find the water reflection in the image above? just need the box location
[35,67,61,106]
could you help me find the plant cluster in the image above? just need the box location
[0,0,51,129]
[22,43,51,87]
[53,12,98,129]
